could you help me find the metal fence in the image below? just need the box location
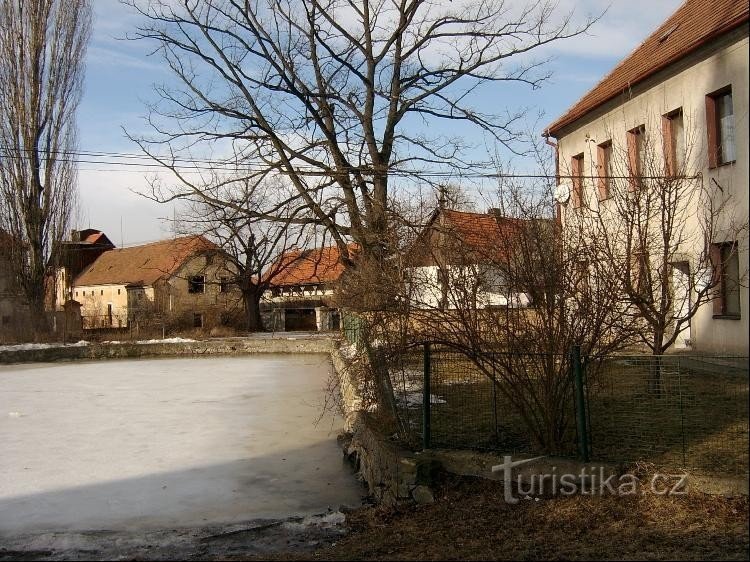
[585,355,749,476]
[386,344,748,477]
[341,313,365,348]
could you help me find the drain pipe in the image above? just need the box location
[542,128,559,185]
[543,129,561,223]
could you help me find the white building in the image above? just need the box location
[547,0,748,354]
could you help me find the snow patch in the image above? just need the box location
[396,391,446,407]
[282,510,347,532]
[0,340,89,352]
[339,343,359,360]
[101,337,196,345]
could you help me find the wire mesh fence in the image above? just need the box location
[387,346,577,456]
[586,355,749,476]
[383,344,748,477]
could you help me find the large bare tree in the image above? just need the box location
[159,174,311,331]
[0,0,91,331]
[127,0,596,290]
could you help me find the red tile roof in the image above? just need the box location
[441,209,524,257]
[269,244,356,287]
[73,235,218,287]
[547,0,749,136]
[406,209,527,266]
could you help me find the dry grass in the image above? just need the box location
[312,475,749,561]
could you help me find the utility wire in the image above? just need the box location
[0,147,702,181]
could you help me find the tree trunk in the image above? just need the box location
[242,289,263,332]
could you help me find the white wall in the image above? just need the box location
[555,30,749,354]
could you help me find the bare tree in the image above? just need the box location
[126,0,596,285]
[390,178,635,452]
[167,176,311,331]
[0,0,91,331]
[562,117,749,355]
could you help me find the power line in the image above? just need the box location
[0,147,701,181]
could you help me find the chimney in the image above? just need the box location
[70,229,81,242]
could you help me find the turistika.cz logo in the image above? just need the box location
[491,455,688,504]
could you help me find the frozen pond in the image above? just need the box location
[0,354,363,536]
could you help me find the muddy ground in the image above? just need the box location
[310,475,749,561]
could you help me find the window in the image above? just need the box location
[596,141,613,200]
[571,153,584,208]
[193,313,204,328]
[711,242,741,318]
[75,291,78,297]
[100,290,104,296]
[662,109,685,176]
[706,87,735,167]
[219,276,230,293]
[117,288,121,295]
[188,275,205,294]
[626,125,646,191]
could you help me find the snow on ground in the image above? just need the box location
[396,391,446,407]
[101,337,196,345]
[0,340,89,352]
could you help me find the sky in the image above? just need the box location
[76,0,684,246]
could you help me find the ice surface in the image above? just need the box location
[0,354,363,535]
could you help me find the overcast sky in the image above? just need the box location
[76,0,684,246]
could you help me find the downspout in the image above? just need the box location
[543,129,561,224]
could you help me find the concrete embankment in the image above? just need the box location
[0,335,337,364]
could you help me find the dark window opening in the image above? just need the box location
[711,241,741,318]
[188,275,205,294]
[193,313,204,328]
[662,108,684,176]
[571,153,584,208]
[596,141,613,200]
[627,125,646,191]
[219,276,230,293]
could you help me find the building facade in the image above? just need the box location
[405,209,531,310]
[547,0,748,353]
[263,244,353,331]
[72,235,241,331]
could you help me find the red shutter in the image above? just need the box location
[709,243,723,315]
[705,95,718,169]
[596,144,607,200]
[626,130,638,191]
[662,115,674,176]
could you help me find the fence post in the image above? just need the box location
[571,344,590,462]
[423,341,431,450]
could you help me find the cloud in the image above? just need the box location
[77,169,177,246]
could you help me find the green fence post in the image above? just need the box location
[423,342,431,450]
[572,344,590,462]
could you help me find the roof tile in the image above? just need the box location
[73,235,218,287]
[547,0,748,136]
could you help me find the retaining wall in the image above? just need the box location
[0,336,336,364]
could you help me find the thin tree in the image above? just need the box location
[0,0,91,332]
[167,176,311,331]
[563,117,748,355]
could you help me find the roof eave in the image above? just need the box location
[545,13,749,138]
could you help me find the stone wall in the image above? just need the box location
[332,347,437,505]
[0,336,336,364]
